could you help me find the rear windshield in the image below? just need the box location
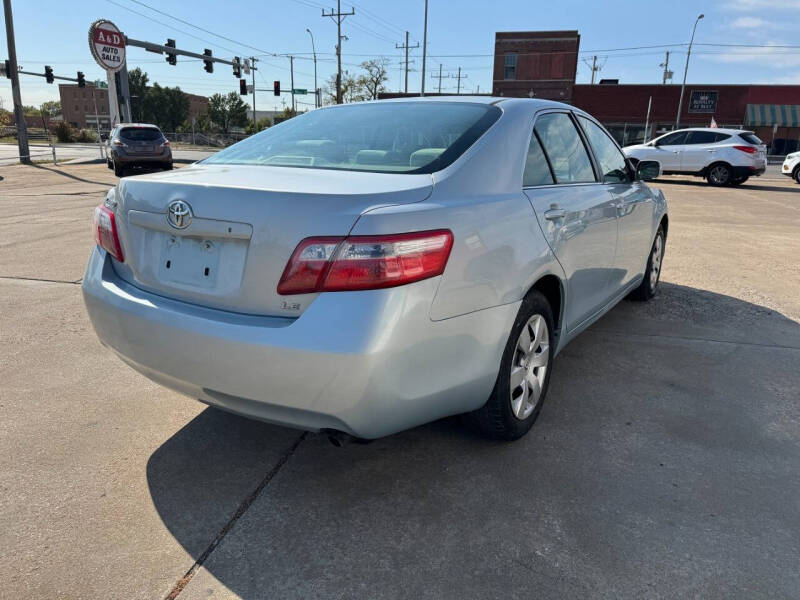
[202,102,502,174]
[739,132,762,145]
[119,127,163,141]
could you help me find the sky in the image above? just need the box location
[2,0,800,112]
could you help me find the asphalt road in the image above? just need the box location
[1,164,799,599]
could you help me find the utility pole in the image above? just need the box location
[420,0,428,96]
[289,55,295,114]
[455,67,467,95]
[322,1,354,104]
[306,29,318,108]
[660,51,672,85]
[676,13,704,129]
[251,57,257,126]
[583,55,602,84]
[396,31,419,94]
[3,0,30,164]
[430,64,449,94]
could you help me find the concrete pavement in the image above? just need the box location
[0,142,213,166]
[0,164,798,599]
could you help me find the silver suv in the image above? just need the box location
[624,128,767,186]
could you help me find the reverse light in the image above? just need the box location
[277,230,454,295]
[733,145,757,154]
[93,204,124,262]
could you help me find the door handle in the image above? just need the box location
[672,150,680,154]
[544,208,566,220]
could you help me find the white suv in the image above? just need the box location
[624,128,767,186]
[782,151,800,184]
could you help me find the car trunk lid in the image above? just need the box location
[110,164,433,316]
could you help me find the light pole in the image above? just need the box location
[676,13,704,129]
[306,28,318,108]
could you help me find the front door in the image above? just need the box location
[523,111,619,331]
[652,130,689,171]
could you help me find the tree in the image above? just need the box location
[323,71,362,105]
[141,83,189,132]
[40,101,61,118]
[246,117,272,134]
[128,67,149,122]
[356,58,389,100]
[207,92,250,133]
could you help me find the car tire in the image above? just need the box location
[106,158,113,170]
[731,175,749,186]
[629,225,665,302]
[469,290,554,441]
[164,163,173,171]
[706,163,732,186]
[113,161,124,177]
[794,167,800,184]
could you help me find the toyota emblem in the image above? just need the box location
[167,200,193,229]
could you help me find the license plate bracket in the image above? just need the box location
[158,235,222,289]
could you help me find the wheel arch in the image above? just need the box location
[659,213,669,239]
[526,274,564,339]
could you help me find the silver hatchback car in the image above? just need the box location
[83,97,667,442]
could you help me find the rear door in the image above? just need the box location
[681,130,723,172]
[523,111,619,331]
[652,130,688,170]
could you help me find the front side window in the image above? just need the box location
[657,131,688,146]
[203,102,502,174]
[578,116,629,184]
[504,53,517,80]
[534,113,596,184]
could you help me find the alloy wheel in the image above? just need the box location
[510,314,549,420]
[709,165,729,185]
[649,234,663,291]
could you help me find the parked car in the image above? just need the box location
[106,123,172,177]
[782,151,800,184]
[624,127,767,186]
[83,98,667,443]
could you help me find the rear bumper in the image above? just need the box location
[113,150,172,166]
[82,248,517,438]
[732,165,765,178]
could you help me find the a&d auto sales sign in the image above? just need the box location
[89,19,126,72]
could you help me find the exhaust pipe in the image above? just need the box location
[323,429,371,447]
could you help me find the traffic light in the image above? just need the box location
[233,57,241,78]
[203,49,213,73]
[77,71,85,88]
[165,39,177,65]
[239,79,248,95]
[44,65,54,84]
[274,80,280,96]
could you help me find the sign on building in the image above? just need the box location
[688,90,718,114]
[88,19,126,72]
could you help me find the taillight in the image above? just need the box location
[734,145,757,154]
[277,230,453,295]
[112,139,126,147]
[93,204,124,262]
[161,140,170,147]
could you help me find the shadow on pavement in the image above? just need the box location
[147,283,800,599]
[654,178,799,194]
[29,163,111,186]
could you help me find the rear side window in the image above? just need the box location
[534,113,595,184]
[119,127,162,141]
[714,133,731,142]
[523,132,554,186]
[578,116,629,184]
[686,131,719,145]
[739,132,762,145]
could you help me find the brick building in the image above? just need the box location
[492,31,580,102]
[59,84,209,131]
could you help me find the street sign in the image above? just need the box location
[93,79,108,88]
[292,88,307,95]
[88,19,126,72]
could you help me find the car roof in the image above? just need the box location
[116,123,162,129]
[364,96,572,111]
[670,127,749,135]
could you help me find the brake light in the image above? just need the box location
[93,204,124,262]
[277,230,453,295]
[112,139,126,147]
[161,140,170,147]
[734,145,757,154]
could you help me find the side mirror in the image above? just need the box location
[636,160,661,181]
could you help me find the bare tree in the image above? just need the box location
[357,58,390,100]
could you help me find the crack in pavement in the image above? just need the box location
[0,275,82,285]
[165,432,308,600]
[589,327,800,351]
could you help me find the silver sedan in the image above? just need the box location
[83,97,667,442]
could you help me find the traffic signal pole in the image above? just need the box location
[3,0,30,164]
[251,57,257,126]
